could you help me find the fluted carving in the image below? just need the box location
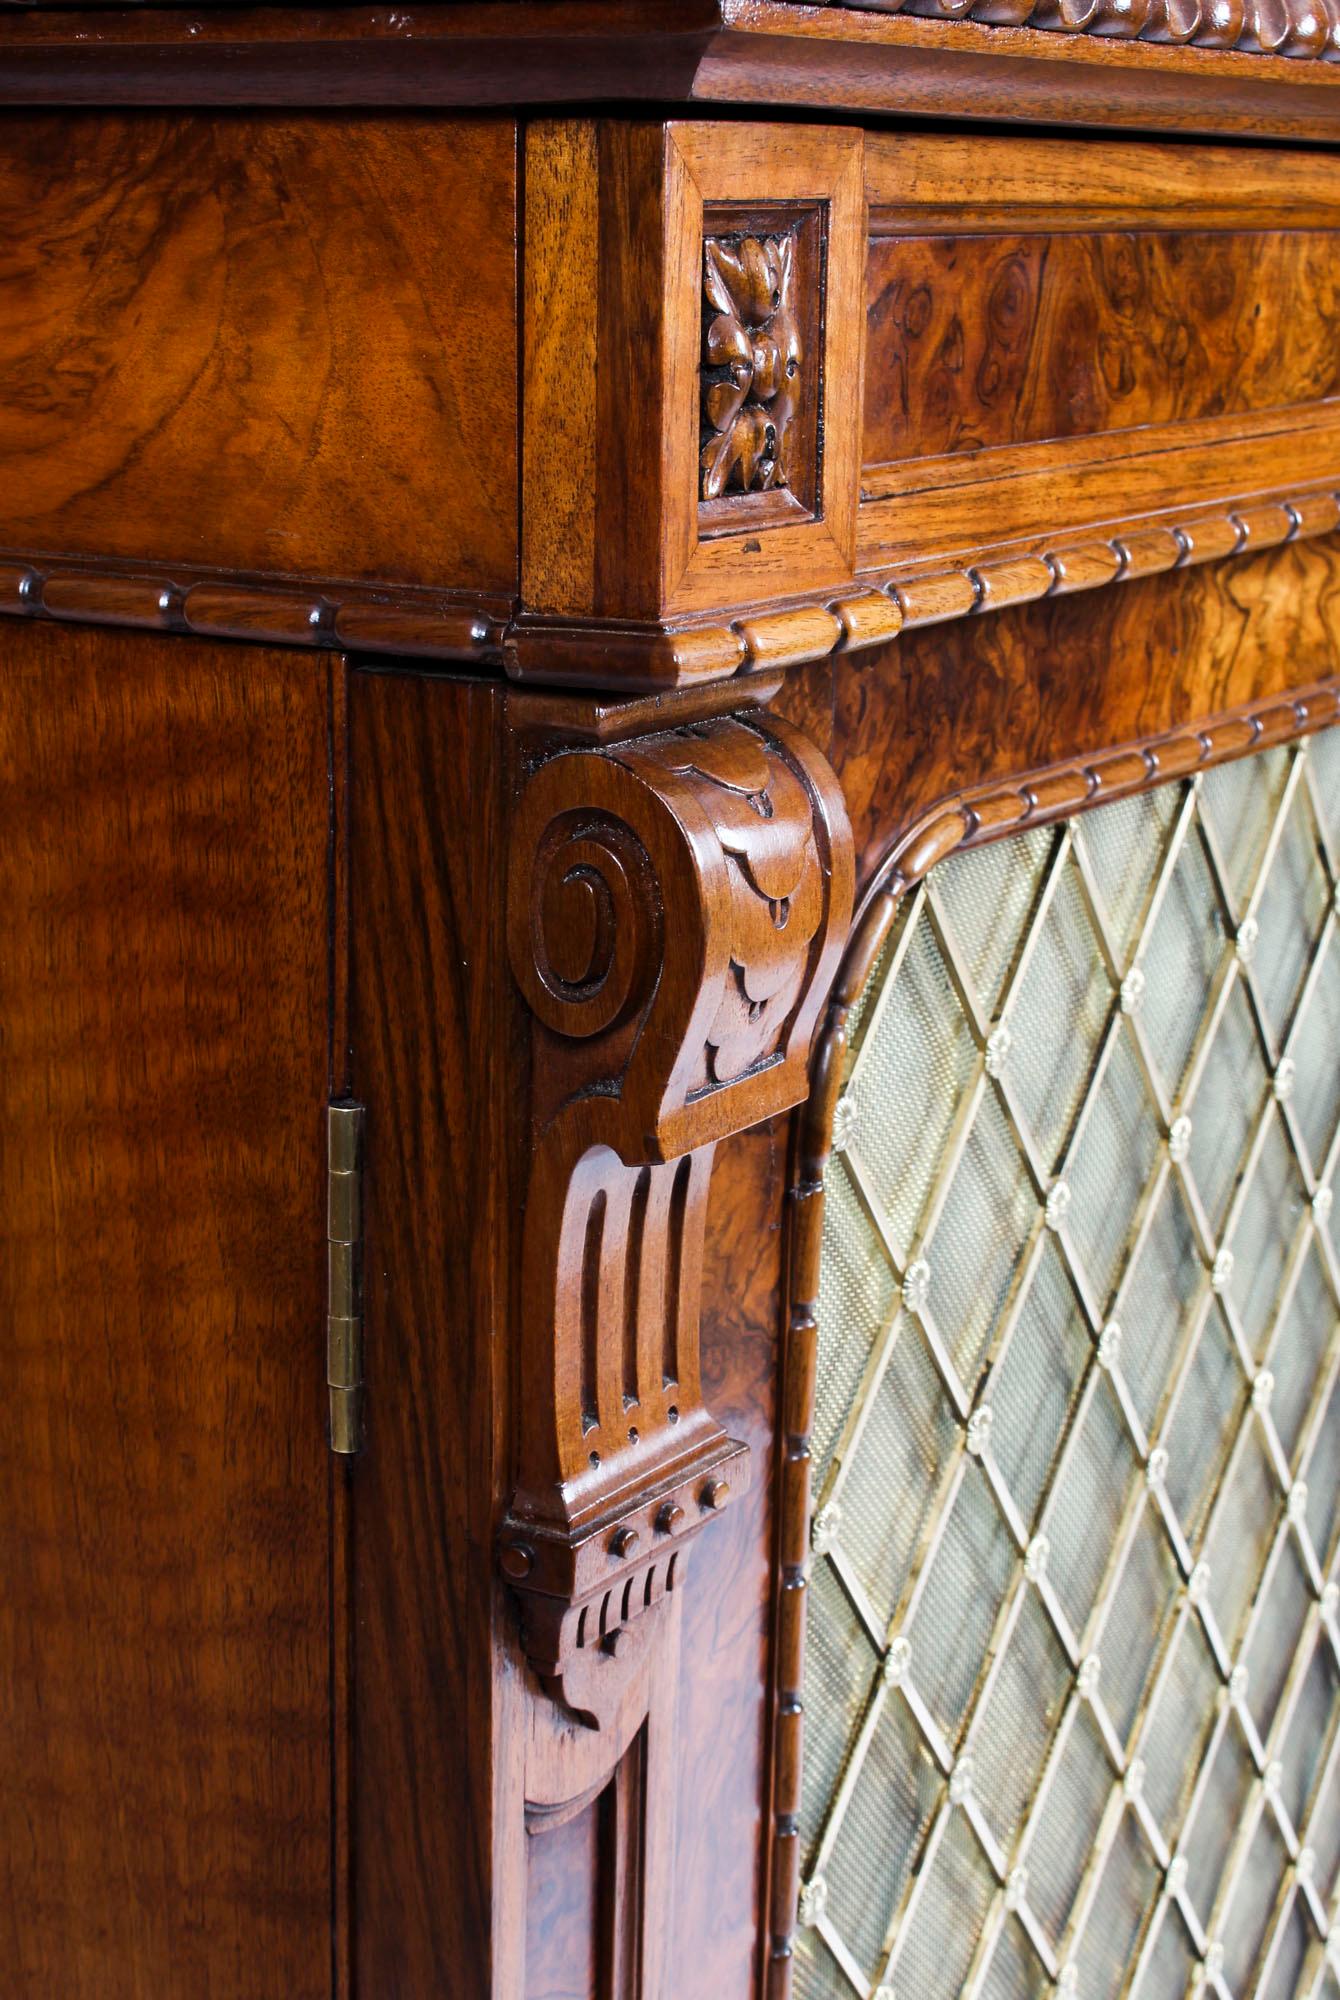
[503,715,853,1727]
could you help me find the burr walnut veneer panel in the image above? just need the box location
[0,114,517,597]
[0,620,333,1998]
[864,229,1340,471]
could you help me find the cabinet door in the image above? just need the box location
[0,621,334,1999]
[787,721,1340,2000]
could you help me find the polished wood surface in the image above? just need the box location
[0,113,517,598]
[865,228,1340,469]
[5,65,1340,2000]
[520,120,864,635]
[512,125,1340,689]
[6,0,1340,144]
[345,668,513,1996]
[0,619,333,1998]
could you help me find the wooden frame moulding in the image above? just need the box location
[521,119,866,631]
[7,2,1340,144]
[510,127,1340,691]
[3,123,1340,694]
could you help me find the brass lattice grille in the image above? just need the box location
[797,732,1340,2000]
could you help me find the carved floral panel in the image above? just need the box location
[700,230,803,502]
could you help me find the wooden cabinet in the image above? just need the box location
[2,14,1340,1996]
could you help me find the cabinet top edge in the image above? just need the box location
[4,0,1340,139]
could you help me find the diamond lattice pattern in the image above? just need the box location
[797,733,1340,2000]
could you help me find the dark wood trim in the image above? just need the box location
[5,492,1335,687]
[4,0,1340,140]
[0,554,507,665]
[763,674,1340,1998]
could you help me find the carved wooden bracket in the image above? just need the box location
[503,713,853,1728]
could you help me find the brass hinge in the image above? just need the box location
[327,1101,365,1457]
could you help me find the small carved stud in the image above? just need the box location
[701,1479,731,1513]
[1236,917,1259,967]
[1121,966,1147,1017]
[1004,1867,1029,1914]
[1146,1447,1169,1492]
[1212,1249,1234,1293]
[1265,1758,1283,1797]
[655,1502,685,1536]
[500,1541,535,1581]
[1169,1116,1193,1164]
[832,1090,859,1154]
[1289,1481,1310,1525]
[811,1501,842,1556]
[798,1876,828,1928]
[1078,1654,1102,1700]
[1167,1856,1188,1898]
[1058,1964,1079,1997]
[1323,1581,1340,1619]
[1097,1322,1122,1371]
[610,1526,641,1559]
[949,1754,974,1806]
[1298,1845,1316,1883]
[1315,1187,1334,1223]
[884,1635,913,1688]
[1229,1663,1250,1704]
[1252,1370,1275,1413]
[902,1258,931,1316]
[1274,1056,1297,1103]
[1188,1561,1212,1606]
[1025,1535,1050,1583]
[966,1406,994,1458]
[1123,1758,1145,1804]
[985,1024,1013,1079]
[1045,1181,1072,1231]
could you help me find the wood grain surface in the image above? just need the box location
[0,113,517,595]
[525,1802,602,2000]
[346,667,514,1996]
[0,618,333,1998]
[864,228,1340,471]
[782,527,1340,915]
[679,1118,793,1999]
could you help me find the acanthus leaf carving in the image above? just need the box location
[503,713,853,1728]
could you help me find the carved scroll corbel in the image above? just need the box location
[502,714,853,1728]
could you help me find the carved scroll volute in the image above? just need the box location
[504,715,853,1726]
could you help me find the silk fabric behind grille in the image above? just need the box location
[797,733,1340,2000]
